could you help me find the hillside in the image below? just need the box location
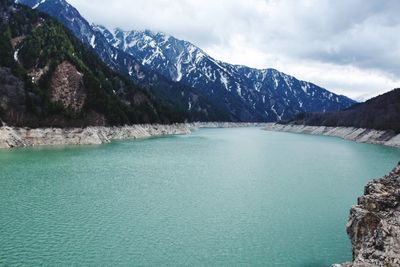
[288,88,400,133]
[0,0,184,127]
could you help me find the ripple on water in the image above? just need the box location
[0,128,399,266]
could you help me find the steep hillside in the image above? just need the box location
[0,0,184,127]
[289,88,400,133]
[17,0,356,122]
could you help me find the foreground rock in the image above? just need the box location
[264,123,400,148]
[0,122,267,149]
[334,164,400,267]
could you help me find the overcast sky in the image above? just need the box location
[68,0,400,100]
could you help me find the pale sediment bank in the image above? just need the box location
[264,123,400,148]
[0,122,267,149]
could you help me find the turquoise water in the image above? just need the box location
[0,128,399,266]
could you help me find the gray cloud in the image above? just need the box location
[68,0,400,100]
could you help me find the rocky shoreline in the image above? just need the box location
[264,123,400,148]
[264,124,400,266]
[334,164,400,267]
[0,122,267,149]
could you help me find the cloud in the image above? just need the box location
[68,0,400,100]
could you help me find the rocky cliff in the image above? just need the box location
[334,164,400,267]
[264,123,400,148]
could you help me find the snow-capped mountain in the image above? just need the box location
[15,0,233,122]
[16,0,357,122]
[96,27,356,121]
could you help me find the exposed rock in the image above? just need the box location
[264,123,400,148]
[334,164,400,267]
[0,122,267,149]
[0,124,189,148]
[28,64,49,84]
[10,35,26,48]
[50,61,86,112]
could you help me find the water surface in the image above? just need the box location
[0,128,399,266]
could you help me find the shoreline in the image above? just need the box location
[3,122,399,149]
[0,122,268,149]
[263,123,400,149]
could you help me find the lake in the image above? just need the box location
[0,128,399,266]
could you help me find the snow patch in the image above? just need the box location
[236,83,242,96]
[175,51,185,82]
[90,35,96,48]
[32,0,47,9]
[176,63,183,81]
[13,49,19,62]
[282,74,293,90]
[142,46,165,65]
[301,83,310,94]
[271,105,282,121]
[220,73,229,90]
[254,82,262,92]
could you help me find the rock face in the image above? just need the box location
[50,61,86,112]
[264,123,400,148]
[335,164,400,267]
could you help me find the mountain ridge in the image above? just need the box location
[15,0,357,122]
[95,25,357,121]
[287,88,400,133]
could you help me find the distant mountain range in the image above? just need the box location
[97,26,356,121]
[289,88,400,133]
[15,0,357,123]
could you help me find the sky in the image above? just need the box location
[69,0,400,101]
